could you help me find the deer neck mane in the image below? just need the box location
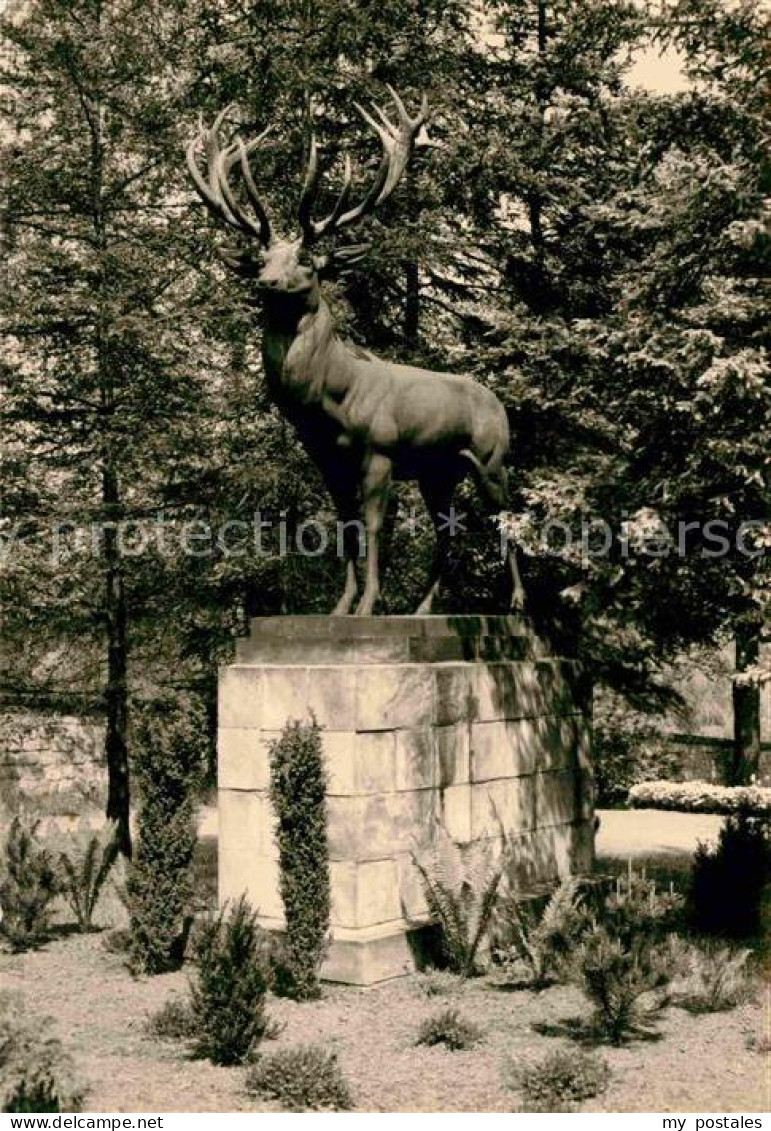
[261,295,339,400]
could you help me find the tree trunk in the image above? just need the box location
[103,482,132,856]
[404,259,420,347]
[730,623,761,785]
[87,18,133,855]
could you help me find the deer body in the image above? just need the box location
[265,291,509,476]
[188,92,522,614]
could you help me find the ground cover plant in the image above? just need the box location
[413,969,465,998]
[512,1047,610,1112]
[0,998,83,1113]
[510,1040,605,1112]
[246,1045,352,1111]
[146,997,196,1041]
[415,1008,482,1050]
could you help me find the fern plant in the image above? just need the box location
[681,945,753,1012]
[57,823,119,932]
[493,878,582,988]
[411,826,504,977]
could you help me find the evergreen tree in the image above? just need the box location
[1,0,213,849]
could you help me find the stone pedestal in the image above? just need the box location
[217,615,594,985]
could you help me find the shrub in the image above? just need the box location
[189,896,271,1066]
[414,969,465,998]
[582,870,684,945]
[593,695,683,808]
[146,997,196,1041]
[629,780,771,817]
[569,926,686,1044]
[57,823,119,932]
[514,1048,609,1112]
[679,944,753,1012]
[688,809,770,938]
[566,871,688,1044]
[415,1008,481,1050]
[268,718,330,1000]
[492,878,582,988]
[246,1045,352,1111]
[126,694,206,974]
[0,1000,83,1112]
[411,827,504,976]
[0,818,59,950]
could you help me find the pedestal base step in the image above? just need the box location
[259,916,436,986]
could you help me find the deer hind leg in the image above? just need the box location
[355,452,392,616]
[415,471,461,615]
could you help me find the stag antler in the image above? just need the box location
[186,107,273,246]
[298,85,429,248]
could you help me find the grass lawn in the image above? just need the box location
[3,810,769,1113]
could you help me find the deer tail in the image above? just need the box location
[460,445,508,509]
[459,447,485,477]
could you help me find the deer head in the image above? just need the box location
[186,88,428,307]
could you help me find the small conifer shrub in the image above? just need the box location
[126,694,206,974]
[0,818,58,950]
[189,896,271,1066]
[268,718,330,1000]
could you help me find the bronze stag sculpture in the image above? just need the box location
[187,89,523,615]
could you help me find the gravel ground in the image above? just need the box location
[3,930,768,1113]
[3,809,768,1113]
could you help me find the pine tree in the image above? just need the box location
[1,0,214,849]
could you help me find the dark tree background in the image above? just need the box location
[2,0,768,841]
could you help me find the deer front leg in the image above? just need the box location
[319,466,361,615]
[355,452,392,615]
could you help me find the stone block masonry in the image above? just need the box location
[0,711,107,835]
[218,615,594,984]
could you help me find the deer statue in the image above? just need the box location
[187,89,523,615]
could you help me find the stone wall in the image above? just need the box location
[658,736,771,787]
[218,615,594,984]
[657,642,771,785]
[0,711,107,835]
